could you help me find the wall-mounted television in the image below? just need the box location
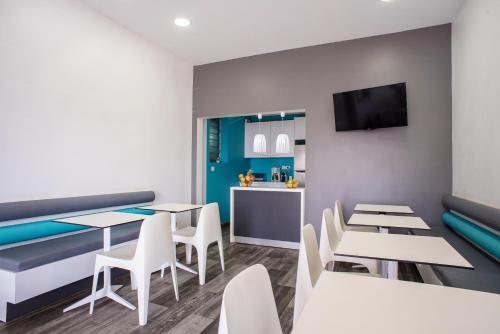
[333,82,407,131]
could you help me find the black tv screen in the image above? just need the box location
[333,83,407,131]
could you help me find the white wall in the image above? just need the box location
[452,0,500,208]
[0,0,193,205]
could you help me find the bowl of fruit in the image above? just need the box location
[287,177,300,188]
[239,170,255,187]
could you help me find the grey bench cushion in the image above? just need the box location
[412,224,500,294]
[0,222,141,272]
[0,191,155,223]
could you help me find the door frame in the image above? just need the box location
[194,109,306,206]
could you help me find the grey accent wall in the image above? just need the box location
[193,25,452,231]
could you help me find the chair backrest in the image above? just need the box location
[319,208,340,267]
[195,203,222,245]
[133,213,175,273]
[334,200,347,240]
[218,264,282,334]
[293,224,324,324]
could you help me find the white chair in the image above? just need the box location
[335,200,378,235]
[319,208,379,275]
[218,264,282,334]
[89,213,179,326]
[293,224,324,325]
[172,202,224,285]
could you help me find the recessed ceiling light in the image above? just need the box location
[174,17,191,27]
[380,0,393,2]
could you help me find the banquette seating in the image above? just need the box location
[412,195,500,294]
[0,191,155,322]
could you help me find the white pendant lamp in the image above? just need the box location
[253,113,267,153]
[276,112,290,154]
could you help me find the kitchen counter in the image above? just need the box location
[231,184,305,192]
[230,185,305,249]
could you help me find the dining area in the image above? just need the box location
[219,200,500,334]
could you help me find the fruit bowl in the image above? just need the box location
[238,170,255,187]
[287,178,299,188]
[239,180,253,187]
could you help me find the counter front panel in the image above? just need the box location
[233,189,301,242]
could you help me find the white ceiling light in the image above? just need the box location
[174,17,191,27]
[276,112,290,154]
[253,114,267,153]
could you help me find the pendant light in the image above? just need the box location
[253,113,267,153]
[276,112,290,153]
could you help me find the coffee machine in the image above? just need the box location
[271,167,280,182]
[280,165,290,183]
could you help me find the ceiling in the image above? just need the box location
[82,0,464,65]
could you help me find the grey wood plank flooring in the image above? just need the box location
[0,226,422,334]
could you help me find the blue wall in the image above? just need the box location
[207,117,250,223]
[250,158,294,180]
[206,115,299,223]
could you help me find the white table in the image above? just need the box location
[335,231,472,279]
[293,271,500,334]
[140,203,204,274]
[348,213,430,233]
[348,213,430,277]
[354,203,414,214]
[55,211,147,312]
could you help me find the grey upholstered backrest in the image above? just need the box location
[0,191,155,222]
[442,195,499,234]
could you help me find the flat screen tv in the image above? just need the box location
[333,82,407,131]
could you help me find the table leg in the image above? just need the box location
[169,212,197,275]
[63,227,135,313]
[387,261,399,280]
[378,227,389,278]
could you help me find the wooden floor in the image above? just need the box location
[0,226,422,334]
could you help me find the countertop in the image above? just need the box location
[231,182,305,192]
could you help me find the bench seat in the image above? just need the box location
[412,224,500,294]
[0,222,141,272]
[0,221,90,247]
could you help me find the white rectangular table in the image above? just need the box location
[140,203,204,274]
[354,203,414,214]
[140,203,203,231]
[293,271,500,334]
[348,213,430,233]
[335,231,473,279]
[55,211,147,312]
[348,213,430,277]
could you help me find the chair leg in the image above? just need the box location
[186,244,192,265]
[171,264,179,301]
[89,264,101,314]
[160,265,165,278]
[217,239,225,272]
[130,272,137,290]
[327,261,334,271]
[198,246,208,285]
[136,272,151,326]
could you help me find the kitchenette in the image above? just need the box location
[206,111,305,249]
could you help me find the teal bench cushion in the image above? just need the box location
[0,221,89,246]
[0,207,153,247]
[442,211,500,260]
[115,208,155,215]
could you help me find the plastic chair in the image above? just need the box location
[293,224,324,325]
[218,264,282,334]
[172,202,224,285]
[89,213,179,326]
[319,208,379,274]
[334,200,378,236]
